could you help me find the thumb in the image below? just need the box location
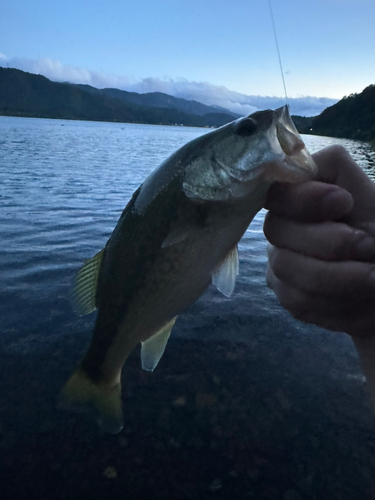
[313,145,375,231]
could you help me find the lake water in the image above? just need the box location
[1,116,375,499]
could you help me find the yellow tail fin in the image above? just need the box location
[58,366,123,434]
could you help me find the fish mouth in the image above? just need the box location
[273,105,317,178]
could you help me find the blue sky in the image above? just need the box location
[1,0,375,116]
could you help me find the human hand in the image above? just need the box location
[264,145,375,338]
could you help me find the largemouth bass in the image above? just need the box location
[59,105,316,433]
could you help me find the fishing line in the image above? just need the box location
[268,0,288,103]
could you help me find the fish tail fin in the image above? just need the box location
[58,366,123,434]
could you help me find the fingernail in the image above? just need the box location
[323,189,353,220]
[355,234,375,261]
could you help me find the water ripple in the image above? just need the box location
[0,116,374,346]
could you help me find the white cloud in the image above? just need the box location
[1,56,131,89]
[0,56,338,117]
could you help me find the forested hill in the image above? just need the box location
[70,83,233,117]
[7,66,373,141]
[305,85,375,142]
[0,67,237,127]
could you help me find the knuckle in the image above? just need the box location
[269,247,289,280]
[329,144,348,158]
[316,144,349,163]
[263,213,278,243]
[276,285,311,322]
[329,225,354,259]
[265,265,274,288]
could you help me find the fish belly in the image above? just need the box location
[99,206,255,381]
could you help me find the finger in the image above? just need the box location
[267,244,375,296]
[313,145,369,188]
[264,213,375,262]
[266,264,324,325]
[266,264,373,334]
[265,180,353,222]
[313,145,375,228]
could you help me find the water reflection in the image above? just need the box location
[303,134,375,181]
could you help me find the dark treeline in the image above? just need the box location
[290,115,313,132]
[0,67,236,128]
[300,84,375,142]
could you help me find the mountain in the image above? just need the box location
[306,85,375,142]
[0,67,237,127]
[3,66,347,136]
[69,83,235,117]
[289,115,313,134]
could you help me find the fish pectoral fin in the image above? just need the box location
[161,217,201,248]
[161,228,190,248]
[70,249,105,316]
[57,366,123,434]
[212,245,239,297]
[141,317,177,371]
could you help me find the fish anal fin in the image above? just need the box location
[212,245,239,297]
[141,317,177,371]
[70,249,105,316]
[57,366,123,434]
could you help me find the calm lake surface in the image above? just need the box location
[1,116,375,499]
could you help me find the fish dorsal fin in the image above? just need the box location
[212,245,239,297]
[70,249,105,316]
[141,317,177,371]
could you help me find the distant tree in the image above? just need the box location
[310,84,375,142]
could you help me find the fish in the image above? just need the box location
[59,105,316,433]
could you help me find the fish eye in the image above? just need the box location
[234,117,258,137]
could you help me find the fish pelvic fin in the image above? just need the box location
[70,249,105,316]
[212,245,239,297]
[141,317,177,372]
[58,366,123,434]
